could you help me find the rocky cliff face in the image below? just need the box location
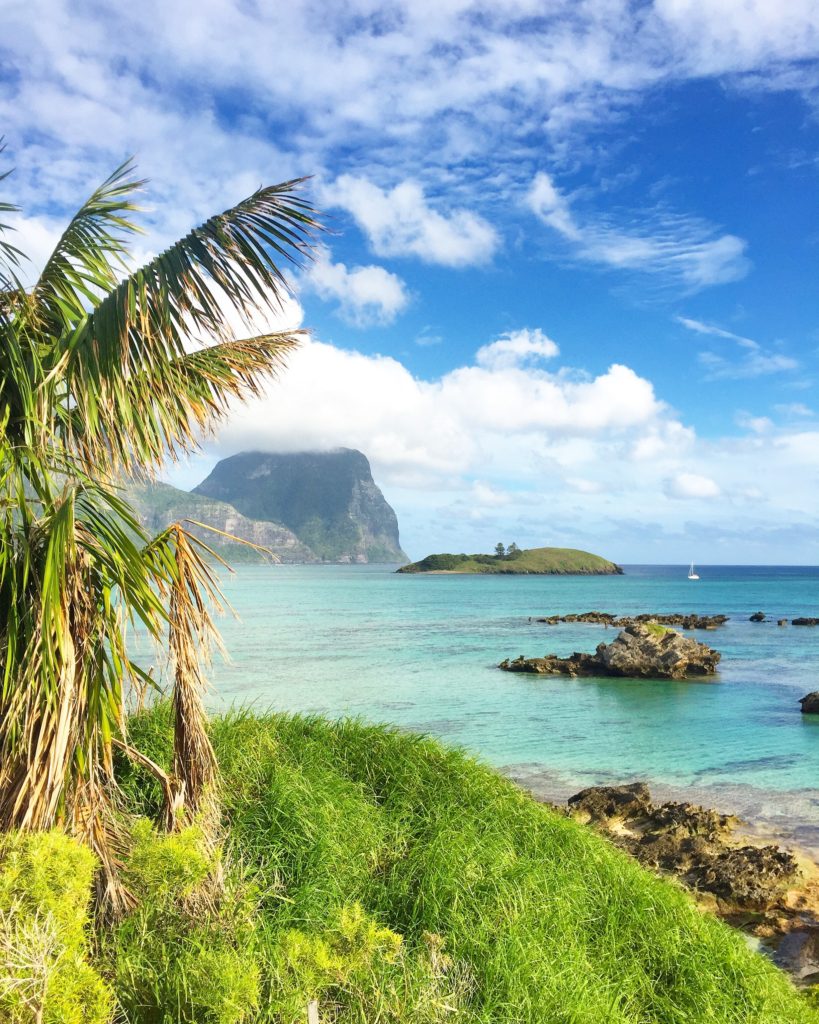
[192,449,407,563]
[127,482,317,563]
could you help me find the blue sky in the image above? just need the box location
[3,0,819,562]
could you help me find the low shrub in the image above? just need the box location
[0,830,113,1024]
[111,820,260,1024]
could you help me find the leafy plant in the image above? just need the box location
[0,149,318,901]
[112,819,259,1024]
[0,829,113,1024]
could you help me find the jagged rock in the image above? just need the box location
[597,624,720,679]
[501,624,721,680]
[566,782,800,914]
[631,832,713,872]
[697,846,799,909]
[649,801,738,840]
[499,651,600,676]
[750,611,766,622]
[793,618,819,626]
[567,783,651,822]
[800,692,819,714]
[535,611,728,630]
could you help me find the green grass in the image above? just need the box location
[116,706,816,1024]
[397,546,622,574]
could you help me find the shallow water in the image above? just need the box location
[138,563,819,841]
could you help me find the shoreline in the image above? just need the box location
[506,763,819,984]
[505,764,819,859]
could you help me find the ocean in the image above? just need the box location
[140,563,819,849]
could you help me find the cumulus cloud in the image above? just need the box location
[475,328,559,370]
[156,322,819,561]
[322,176,499,267]
[664,472,722,499]
[302,246,409,326]
[527,173,749,289]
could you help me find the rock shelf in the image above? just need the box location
[535,610,729,629]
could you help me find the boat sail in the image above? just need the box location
[687,562,700,580]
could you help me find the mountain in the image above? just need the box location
[396,546,623,575]
[192,449,407,563]
[127,482,316,563]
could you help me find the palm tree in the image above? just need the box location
[0,153,318,908]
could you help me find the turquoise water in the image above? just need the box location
[143,564,819,839]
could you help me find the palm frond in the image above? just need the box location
[59,179,317,472]
[68,330,302,473]
[33,159,144,331]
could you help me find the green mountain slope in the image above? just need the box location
[193,449,407,563]
[127,481,317,563]
[397,545,623,574]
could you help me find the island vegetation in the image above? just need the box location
[398,544,623,574]
[0,162,815,1023]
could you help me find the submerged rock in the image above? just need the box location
[749,611,766,622]
[500,624,721,680]
[793,618,819,626]
[799,692,819,714]
[535,611,728,630]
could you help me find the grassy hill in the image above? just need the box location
[108,708,814,1024]
[398,545,623,574]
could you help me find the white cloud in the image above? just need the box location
[775,402,814,418]
[475,328,559,370]
[697,348,798,380]
[675,316,756,347]
[678,315,799,379]
[664,472,722,499]
[322,176,499,267]
[3,0,819,241]
[303,246,409,326]
[736,412,774,434]
[528,173,749,289]
[157,323,819,561]
[652,0,819,76]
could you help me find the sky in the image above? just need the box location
[3,0,819,563]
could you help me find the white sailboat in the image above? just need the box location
[687,562,700,580]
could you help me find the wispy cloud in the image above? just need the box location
[527,173,749,289]
[3,1,819,251]
[677,315,798,378]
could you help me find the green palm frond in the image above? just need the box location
[33,159,143,331]
[0,145,25,291]
[57,179,317,472]
[68,330,302,472]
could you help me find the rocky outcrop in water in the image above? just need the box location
[750,611,766,622]
[793,618,819,626]
[536,611,728,630]
[500,624,721,680]
[799,692,819,714]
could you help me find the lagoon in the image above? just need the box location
[144,563,819,848]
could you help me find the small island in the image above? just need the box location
[397,544,623,575]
